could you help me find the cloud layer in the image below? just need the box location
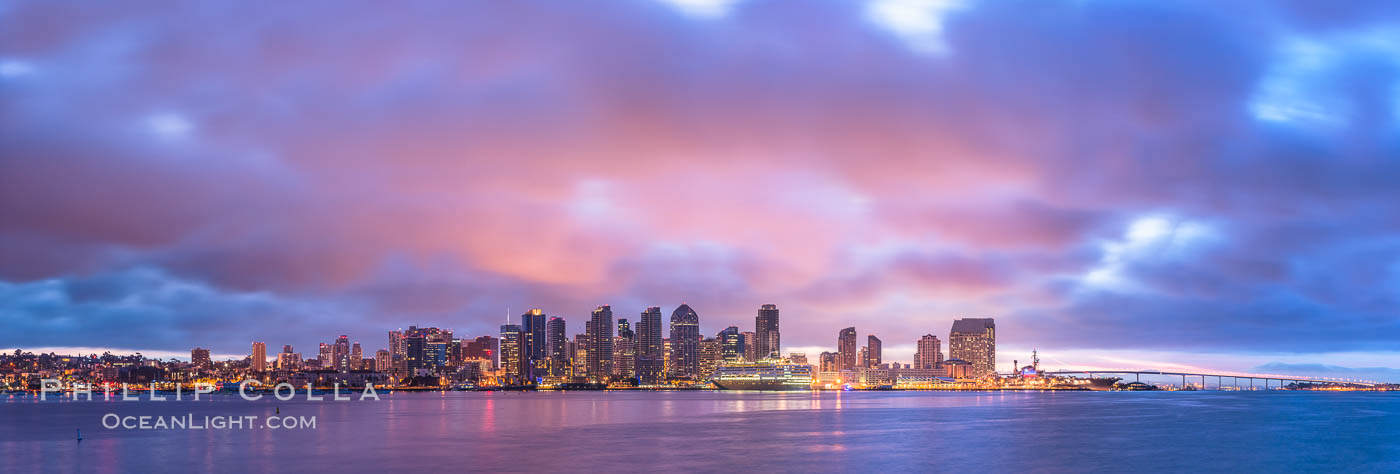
[2,0,1398,376]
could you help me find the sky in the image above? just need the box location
[2,0,1399,381]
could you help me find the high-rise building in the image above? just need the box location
[669,304,701,378]
[718,326,743,363]
[318,343,332,368]
[375,349,392,372]
[698,337,721,379]
[586,305,614,382]
[547,316,569,377]
[755,304,780,359]
[573,333,590,378]
[949,318,996,377]
[251,342,267,372]
[389,330,406,374]
[334,335,351,372]
[915,334,943,369]
[837,327,858,371]
[819,352,838,372]
[790,353,808,365]
[636,307,665,385]
[740,331,757,361]
[614,319,636,381]
[521,309,547,380]
[191,348,211,369]
[866,335,882,368]
[500,323,523,383]
[351,342,363,371]
[463,336,498,370]
[858,346,868,369]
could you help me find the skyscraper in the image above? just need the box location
[755,304,780,359]
[837,327,857,371]
[351,342,363,370]
[276,346,301,370]
[374,349,392,372]
[866,335,882,368]
[521,308,547,380]
[334,335,351,372]
[191,348,211,369]
[740,331,757,361]
[915,334,943,369]
[586,305,614,382]
[718,326,743,363]
[251,342,267,372]
[614,319,636,381]
[949,318,996,377]
[500,323,523,383]
[698,337,721,378]
[547,316,569,377]
[669,304,700,379]
[636,307,664,385]
[573,333,590,378]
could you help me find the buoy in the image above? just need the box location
[76,428,83,442]
[275,407,279,414]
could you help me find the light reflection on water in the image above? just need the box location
[1,391,1397,472]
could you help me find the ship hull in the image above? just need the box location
[711,380,810,391]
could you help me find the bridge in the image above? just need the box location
[1039,370,1381,389]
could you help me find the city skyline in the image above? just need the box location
[3,1,1400,382]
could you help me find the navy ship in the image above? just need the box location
[711,360,813,391]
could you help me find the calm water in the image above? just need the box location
[1,391,1397,472]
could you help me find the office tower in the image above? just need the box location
[662,338,672,375]
[718,326,743,363]
[522,309,547,379]
[755,304,780,359]
[375,349,392,372]
[425,338,448,370]
[740,332,757,361]
[351,342,363,370]
[500,323,523,383]
[191,348,211,369]
[698,337,721,378]
[389,330,406,374]
[669,304,701,378]
[949,318,996,377]
[858,347,868,369]
[586,305,614,382]
[790,353,808,365]
[866,335,882,368]
[318,343,332,367]
[837,327,858,370]
[819,352,838,372]
[574,333,590,378]
[636,307,665,385]
[251,342,267,372]
[614,319,636,380]
[334,335,351,372]
[463,336,498,370]
[547,316,569,377]
[915,334,943,369]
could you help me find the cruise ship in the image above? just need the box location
[711,360,813,391]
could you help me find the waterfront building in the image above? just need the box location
[522,308,547,380]
[463,336,497,370]
[669,304,701,379]
[915,334,943,369]
[334,335,351,372]
[586,305,614,382]
[866,335,882,368]
[573,333,590,378]
[755,304,780,359]
[374,349,392,372]
[636,306,665,385]
[547,316,569,377]
[500,323,523,383]
[790,353,808,365]
[740,331,758,361]
[251,342,267,372]
[351,342,362,370]
[944,358,974,379]
[191,348,211,369]
[614,319,636,381]
[662,338,672,375]
[276,347,301,371]
[718,326,743,363]
[838,327,857,371]
[949,318,996,377]
[699,337,722,379]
